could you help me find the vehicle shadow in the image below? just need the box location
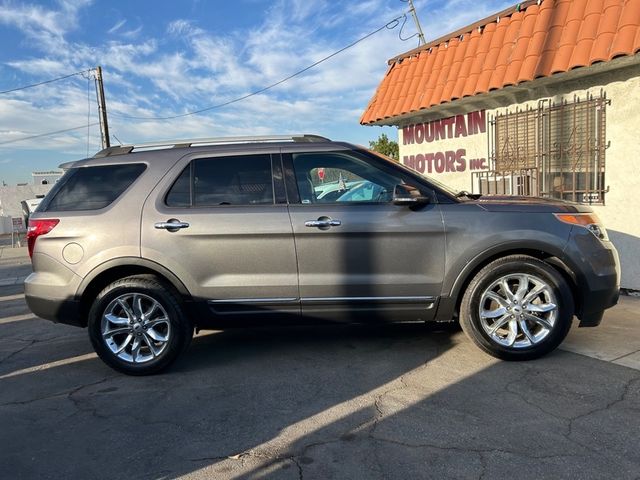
[0,321,459,479]
[224,348,640,480]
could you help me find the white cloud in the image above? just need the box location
[0,0,91,51]
[0,0,510,169]
[167,19,197,37]
[418,0,513,40]
[107,18,126,34]
[6,57,74,76]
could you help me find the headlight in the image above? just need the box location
[553,213,609,241]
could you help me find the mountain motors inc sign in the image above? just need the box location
[401,110,488,174]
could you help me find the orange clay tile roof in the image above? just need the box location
[361,0,640,125]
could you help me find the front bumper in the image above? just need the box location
[563,227,620,327]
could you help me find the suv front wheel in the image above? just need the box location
[460,255,574,360]
[88,275,192,375]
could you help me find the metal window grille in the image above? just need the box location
[476,92,609,204]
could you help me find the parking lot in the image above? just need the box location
[1,246,639,480]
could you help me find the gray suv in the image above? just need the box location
[24,135,620,375]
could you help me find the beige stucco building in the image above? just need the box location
[362,0,640,289]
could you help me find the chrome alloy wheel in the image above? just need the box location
[478,274,558,348]
[101,293,171,364]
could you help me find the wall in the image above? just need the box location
[396,61,640,289]
[0,184,53,233]
[32,172,63,185]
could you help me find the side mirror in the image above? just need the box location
[392,184,430,206]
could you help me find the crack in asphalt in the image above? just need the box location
[0,338,37,365]
[232,357,437,478]
[0,334,80,366]
[506,369,640,458]
[368,431,589,460]
[567,376,640,434]
[211,449,309,480]
[371,442,389,480]
[364,361,640,478]
[478,451,488,480]
[0,376,115,408]
[2,321,640,479]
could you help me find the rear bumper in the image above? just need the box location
[24,258,85,327]
[24,294,83,327]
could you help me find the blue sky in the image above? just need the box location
[0,0,511,184]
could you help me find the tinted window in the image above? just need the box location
[165,165,191,207]
[39,164,146,212]
[166,154,274,207]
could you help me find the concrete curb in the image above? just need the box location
[0,276,28,287]
[0,246,28,260]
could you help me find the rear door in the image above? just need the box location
[141,149,300,320]
[283,147,445,323]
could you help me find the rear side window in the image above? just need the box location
[39,164,146,212]
[166,154,274,207]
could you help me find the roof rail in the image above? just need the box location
[93,134,331,158]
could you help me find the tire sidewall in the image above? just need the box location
[88,278,189,375]
[461,257,574,360]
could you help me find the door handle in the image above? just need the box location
[155,219,190,231]
[305,217,342,229]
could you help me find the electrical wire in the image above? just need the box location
[0,69,94,95]
[0,123,100,146]
[397,14,419,42]
[110,14,405,121]
[399,0,426,46]
[0,12,411,144]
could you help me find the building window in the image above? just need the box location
[480,92,608,204]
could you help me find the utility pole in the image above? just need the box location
[407,0,427,46]
[94,66,110,149]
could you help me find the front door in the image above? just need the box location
[284,149,445,322]
[141,150,299,320]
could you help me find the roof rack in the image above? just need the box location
[93,134,331,158]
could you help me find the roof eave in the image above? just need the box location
[362,54,640,127]
[387,0,540,65]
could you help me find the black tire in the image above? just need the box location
[459,255,574,361]
[88,275,192,375]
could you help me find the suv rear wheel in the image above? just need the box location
[460,255,574,360]
[88,275,192,375]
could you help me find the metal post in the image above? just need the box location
[407,0,427,46]
[95,66,110,149]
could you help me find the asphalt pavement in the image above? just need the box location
[1,246,639,479]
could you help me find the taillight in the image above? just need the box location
[27,219,59,258]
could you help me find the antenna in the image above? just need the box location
[407,0,426,46]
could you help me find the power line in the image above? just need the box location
[0,13,408,144]
[0,123,100,146]
[403,0,427,45]
[111,14,405,121]
[0,69,94,95]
